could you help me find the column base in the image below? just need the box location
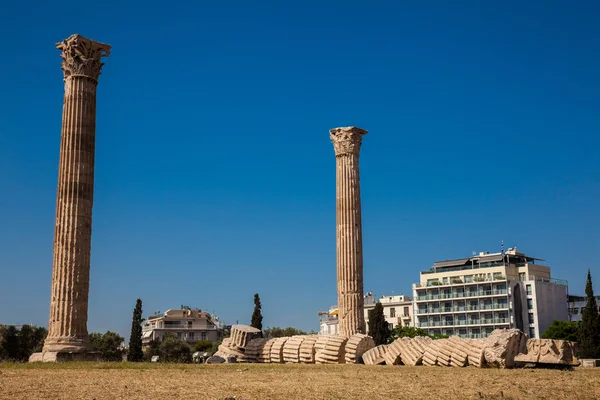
[42,336,90,353]
[29,351,101,363]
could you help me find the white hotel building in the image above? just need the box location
[412,248,568,339]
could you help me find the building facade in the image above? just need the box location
[142,306,224,347]
[568,295,600,322]
[319,293,413,335]
[364,293,413,330]
[412,248,568,339]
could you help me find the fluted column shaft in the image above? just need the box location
[330,127,367,336]
[43,35,110,353]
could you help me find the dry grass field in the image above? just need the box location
[1,362,599,400]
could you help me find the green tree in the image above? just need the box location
[143,340,161,361]
[17,325,36,361]
[368,302,391,345]
[263,326,307,338]
[127,299,144,362]
[159,337,192,363]
[31,326,47,353]
[542,320,579,341]
[0,326,20,361]
[578,269,600,358]
[251,293,263,332]
[390,326,429,341]
[89,331,125,361]
[192,340,213,353]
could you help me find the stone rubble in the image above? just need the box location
[384,337,409,366]
[208,326,569,369]
[258,338,276,363]
[230,325,262,350]
[315,335,348,364]
[345,333,376,364]
[269,337,290,363]
[283,336,306,363]
[361,344,388,365]
[483,329,527,368]
[514,339,579,366]
[244,338,269,363]
[299,335,319,364]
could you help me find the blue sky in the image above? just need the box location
[0,1,599,339]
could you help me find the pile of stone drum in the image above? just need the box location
[210,326,578,367]
[211,325,375,364]
[362,328,579,368]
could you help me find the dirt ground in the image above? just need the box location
[1,362,599,400]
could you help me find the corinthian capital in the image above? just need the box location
[56,34,111,81]
[330,126,368,156]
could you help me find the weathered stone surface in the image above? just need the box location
[269,337,290,364]
[315,335,348,364]
[484,329,527,368]
[299,335,319,364]
[466,338,486,368]
[257,338,276,363]
[245,338,269,363]
[345,333,376,364]
[581,359,600,367]
[422,340,440,366]
[214,342,246,362]
[514,339,579,366]
[448,336,470,367]
[434,339,451,366]
[400,336,432,366]
[29,351,101,363]
[230,325,262,350]
[206,355,226,364]
[384,337,409,366]
[331,126,368,336]
[362,344,388,365]
[283,336,306,363]
[42,34,110,356]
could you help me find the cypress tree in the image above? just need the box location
[578,270,600,359]
[127,298,144,362]
[251,293,263,331]
[368,302,391,345]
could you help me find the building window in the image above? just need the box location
[529,328,535,338]
[442,277,449,284]
[527,299,533,310]
[519,272,526,281]
[188,332,195,340]
[403,307,410,317]
[528,313,534,324]
[201,332,207,341]
[526,284,532,295]
[464,275,473,283]
[390,307,396,318]
[177,332,182,339]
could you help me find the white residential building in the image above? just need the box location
[364,293,413,330]
[141,306,224,347]
[412,248,568,339]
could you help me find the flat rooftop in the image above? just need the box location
[422,248,543,275]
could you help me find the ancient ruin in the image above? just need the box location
[30,34,110,362]
[514,339,579,366]
[330,126,368,336]
[201,325,580,370]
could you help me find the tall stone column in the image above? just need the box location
[38,35,110,358]
[330,126,367,336]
